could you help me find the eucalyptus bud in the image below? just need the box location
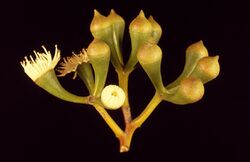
[90,10,111,39]
[190,56,220,83]
[164,77,204,105]
[107,9,125,43]
[90,10,123,69]
[148,16,162,43]
[137,38,166,93]
[107,9,125,66]
[126,10,152,71]
[87,39,111,97]
[167,40,209,89]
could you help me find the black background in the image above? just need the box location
[2,0,250,161]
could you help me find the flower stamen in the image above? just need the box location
[20,45,60,82]
[57,49,89,78]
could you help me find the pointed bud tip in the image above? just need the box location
[214,55,219,60]
[94,9,101,16]
[139,10,145,17]
[186,40,208,57]
[110,9,115,14]
[129,10,152,33]
[192,56,220,83]
[148,15,154,20]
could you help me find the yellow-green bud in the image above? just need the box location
[148,16,162,43]
[90,10,111,39]
[191,56,220,83]
[107,9,125,38]
[107,9,125,66]
[137,38,161,65]
[90,9,124,69]
[137,38,166,93]
[126,10,153,70]
[167,40,209,89]
[129,10,152,34]
[165,77,204,105]
[87,39,111,97]
[88,39,110,60]
[186,40,208,58]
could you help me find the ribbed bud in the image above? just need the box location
[191,56,220,83]
[164,77,204,105]
[126,10,152,70]
[137,38,166,93]
[87,39,111,97]
[148,16,162,43]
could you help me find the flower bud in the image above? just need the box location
[90,10,111,39]
[164,77,204,105]
[107,9,125,66]
[107,9,125,42]
[129,10,152,34]
[87,39,111,97]
[90,9,123,70]
[167,40,209,89]
[126,10,152,70]
[191,56,220,83]
[186,40,208,59]
[148,16,162,43]
[137,38,166,93]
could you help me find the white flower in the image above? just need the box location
[101,85,126,110]
[20,45,60,82]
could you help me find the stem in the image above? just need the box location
[118,92,162,152]
[117,70,132,125]
[92,103,125,138]
[132,92,162,127]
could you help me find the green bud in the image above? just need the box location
[163,77,204,105]
[190,56,220,83]
[107,9,125,66]
[129,10,152,34]
[87,39,111,97]
[90,9,123,70]
[148,16,162,43]
[90,10,111,39]
[107,9,125,43]
[167,40,209,89]
[137,38,166,93]
[125,10,152,71]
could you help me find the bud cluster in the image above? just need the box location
[20,9,220,152]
